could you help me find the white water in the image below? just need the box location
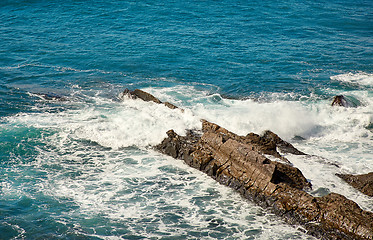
[331,72,373,87]
[2,78,372,238]
[144,83,373,212]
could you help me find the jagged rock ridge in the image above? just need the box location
[156,121,373,240]
[120,89,373,240]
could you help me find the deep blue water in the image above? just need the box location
[0,1,372,239]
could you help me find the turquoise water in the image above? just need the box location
[0,1,372,239]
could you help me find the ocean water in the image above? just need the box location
[0,0,372,239]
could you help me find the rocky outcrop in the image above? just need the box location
[120,88,180,110]
[120,89,373,239]
[337,172,373,197]
[156,120,373,240]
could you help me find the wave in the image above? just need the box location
[4,93,201,150]
[0,63,114,75]
[140,86,373,210]
[3,84,373,192]
[331,72,373,87]
[6,84,372,156]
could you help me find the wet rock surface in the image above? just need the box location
[156,120,373,240]
[120,88,180,110]
[337,172,373,197]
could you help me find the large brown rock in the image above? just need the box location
[201,120,301,162]
[156,120,373,240]
[337,172,373,197]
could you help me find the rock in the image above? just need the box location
[163,101,179,110]
[332,95,349,107]
[121,88,162,104]
[336,172,373,197]
[331,95,360,108]
[262,130,306,155]
[156,120,373,240]
[119,89,373,239]
[201,120,297,163]
[120,88,182,111]
[316,193,373,239]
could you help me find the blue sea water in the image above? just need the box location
[0,0,372,239]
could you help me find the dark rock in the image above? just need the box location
[262,130,306,155]
[336,172,373,197]
[120,88,182,111]
[156,120,373,240]
[331,95,360,108]
[316,193,373,239]
[332,95,348,107]
[121,88,162,104]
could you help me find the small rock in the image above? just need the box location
[120,88,181,111]
[331,95,360,108]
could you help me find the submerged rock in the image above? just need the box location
[34,92,68,101]
[336,172,373,197]
[156,120,373,240]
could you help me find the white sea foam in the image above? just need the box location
[138,86,321,140]
[144,85,373,211]
[188,88,372,203]
[331,72,373,87]
[7,93,201,149]
[34,146,314,239]
[12,83,371,175]
[192,97,319,140]
[286,153,373,211]
[2,86,317,238]
[78,100,200,149]
[3,84,372,238]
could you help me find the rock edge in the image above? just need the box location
[337,172,373,197]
